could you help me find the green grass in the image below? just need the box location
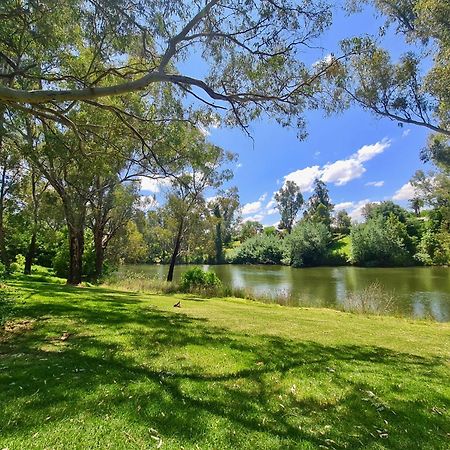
[1,273,449,449]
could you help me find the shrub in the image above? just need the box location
[0,262,6,279]
[180,267,222,291]
[284,221,331,267]
[350,215,412,266]
[8,254,26,274]
[230,234,285,265]
[414,227,450,265]
[9,262,20,273]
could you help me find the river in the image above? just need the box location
[119,264,450,322]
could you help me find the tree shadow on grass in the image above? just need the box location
[0,283,449,449]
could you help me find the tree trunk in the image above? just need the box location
[215,221,223,264]
[0,152,7,266]
[24,170,39,275]
[24,232,37,275]
[67,226,84,285]
[93,227,104,279]
[0,203,6,267]
[167,219,184,282]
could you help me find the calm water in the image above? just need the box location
[120,264,450,322]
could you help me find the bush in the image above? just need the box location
[230,234,285,265]
[414,227,450,265]
[350,215,412,266]
[8,254,26,274]
[284,221,331,267]
[9,262,20,273]
[0,262,6,279]
[180,267,222,291]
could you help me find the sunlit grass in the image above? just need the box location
[1,272,449,449]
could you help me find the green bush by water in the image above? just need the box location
[180,267,222,292]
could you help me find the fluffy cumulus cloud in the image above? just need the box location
[348,200,373,222]
[334,201,355,211]
[242,200,263,215]
[334,198,370,222]
[242,213,265,223]
[365,180,384,187]
[322,158,366,186]
[139,177,171,193]
[282,139,391,192]
[392,182,416,201]
[334,199,375,222]
[241,193,268,216]
[284,165,322,192]
[241,192,279,224]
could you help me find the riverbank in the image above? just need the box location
[1,273,449,449]
[115,263,450,321]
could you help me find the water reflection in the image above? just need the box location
[120,264,450,322]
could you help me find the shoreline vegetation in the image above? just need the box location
[2,264,447,321]
[1,271,449,449]
[106,267,408,320]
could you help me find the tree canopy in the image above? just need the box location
[0,0,338,136]
[324,0,450,137]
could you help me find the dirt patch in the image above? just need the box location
[4,319,35,333]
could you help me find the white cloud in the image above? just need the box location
[266,199,276,209]
[355,139,391,162]
[322,158,366,186]
[242,193,270,216]
[284,165,322,192]
[266,208,278,215]
[236,163,243,168]
[334,201,354,211]
[334,199,375,222]
[282,139,391,191]
[242,200,262,215]
[365,180,384,187]
[140,177,171,193]
[392,182,416,201]
[349,200,372,222]
[402,128,411,138]
[243,214,265,223]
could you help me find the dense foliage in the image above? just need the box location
[180,267,222,292]
[285,221,331,267]
[230,235,285,265]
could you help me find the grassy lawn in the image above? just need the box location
[1,274,449,449]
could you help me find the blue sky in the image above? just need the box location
[141,3,431,224]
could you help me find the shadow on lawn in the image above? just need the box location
[0,281,449,449]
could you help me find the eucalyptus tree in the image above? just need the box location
[333,210,352,235]
[0,0,339,138]
[88,179,141,279]
[304,178,333,227]
[21,166,49,274]
[165,141,235,282]
[325,0,450,137]
[210,187,240,263]
[275,180,303,233]
[0,137,22,265]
